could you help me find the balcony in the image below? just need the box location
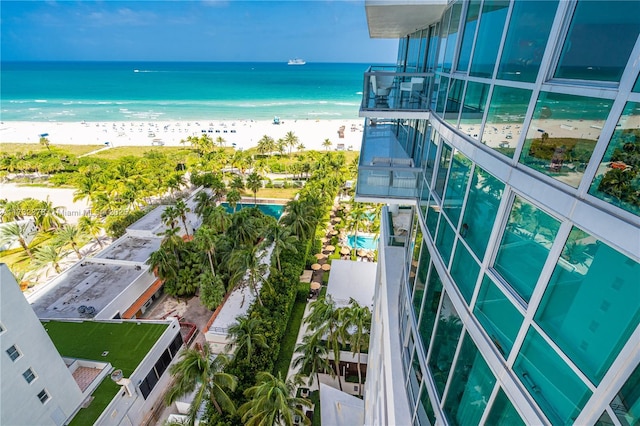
[360,66,433,117]
[355,120,422,202]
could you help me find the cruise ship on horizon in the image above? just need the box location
[287,58,306,65]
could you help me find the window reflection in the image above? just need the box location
[444,79,465,125]
[610,362,640,426]
[434,143,452,198]
[443,151,472,225]
[428,292,463,397]
[426,198,440,239]
[474,276,523,357]
[450,243,480,304]
[435,218,456,266]
[494,196,560,302]
[418,265,443,348]
[457,0,481,72]
[482,85,532,157]
[520,91,612,187]
[634,74,640,93]
[469,0,509,78]
[554,1,640,82]
[443,3,463,73]
[435,75,450,114]
[589,101,640,216]
[437,7,452,72]
[485,388,525,425]
[460,166,505,260]
[416,383,437,425]
[411,240,430,313]
[535,227,640,384]
[497,0,559,82]
[458,81,489,140]
[514,328,592,425]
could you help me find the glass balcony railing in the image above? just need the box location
[360,66,434,114]
[356,120,422,200]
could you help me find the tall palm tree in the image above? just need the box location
[54,224,85,259]
[225,315,269,363]
[304,296,345,391]
[322,138,332,151]
[194,225,218,277]
[264,223,297,272]
[78,215,105,249]
[174,199,192,237]
[39,136,51,151]
[281,199,314,239]
[165,345,238,422]
[205,205,231,233]
[292,332,332,388]
[229,246,266,306]
[161,205,179,229]
[226,189,242,213]
[34,245,69,275]
[347,202,368,258]
[0,222,35,260]
[256,135,275,156]
[246,172,262,205]
[1,200,25,222]
[239,372,311,426]
[284,131,299,156]
[34,196,65,231]
[146,247,178,282]
[194,190,213,218]
[340,299,371,396]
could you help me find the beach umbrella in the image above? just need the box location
[325,245,335,252]
[340,247,350,255]
[321,263,331,271]
[310,282,321,290]
[357,249,367,257]
[330,230,339,236]
[314,253,326,260]
[320,237,328,243]
[311,263,322,271]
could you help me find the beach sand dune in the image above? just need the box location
[0,118,364,152]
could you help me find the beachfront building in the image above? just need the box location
[357,1,640,425]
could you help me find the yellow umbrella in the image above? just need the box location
[340,247,350,255]
[310,282,321,290]
[311,263,322,271]
[321,263,331,271]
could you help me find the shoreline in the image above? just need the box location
[0,118,365,152]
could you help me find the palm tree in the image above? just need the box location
[284,131,299,156]
[0,222,35,260]
[54,224,84,259]
[34,245,69,275]
[256,135,275,157]
[282,199,315,239]
[246,172,262,205]
[78,216,105,249]
[1,200,25,222]
[230,175,245,191]
[165,345,238,422]
[194,225,218,277]
[229,246,266,306]
[225,315,269,363]
[174,199,192,237]
[161,205,179,229]
[194,190,213,218]
[239,372,311,426]
[146,247,178,282]
[341,299,371,396]
[347,202,368,258]
[322,138,332,151]
[305,296,345,391]
[226,189,242,213]
[215,136,226,147]
[264,223,297,271]
[292,332,332,388]
[205,205,231,233]
[34,196,65,231]
[39,136,51,151]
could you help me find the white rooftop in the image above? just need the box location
[326,260,377,308]
[94,235,162,263]
[320,383,364,426]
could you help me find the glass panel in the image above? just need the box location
[443,333,496,426]
[443,2,463,73]
[494,196,561,302]
[435,218,456,267]
[427,23,440,72]
[554,1,640,82]
[482,85,532,157]
[423,129,438,185]
[514,328,592,425]
[520,91,612,187]
[409,227,426,294]
[419,178,430,219]
[535,227,640,384]
[474,276,523,357]
[460,166,505,259]
[457,0,481,72]
[409,350,423,405]
[611,362,640,426]
[404,333,415,372]
[407,32,422,72]
[497,0,559,82]
[634,74,640,92]
[458,81,489,140]
[436,75,450,115]
[428,292,463,397]
[418,266,444,347]
[437,7,452,72]
[426,198,440,239]
[412,241,431,314]
[469,0,509,78]
[588,101,640,216]
[443,151,472,226]
[485,388,526,426]
[444,79,465,125]
[417,383,437,425]
[595,411,615,426]
[450,243,480,304]
[434,143,452,198]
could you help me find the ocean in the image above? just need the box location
[0,62,369,122]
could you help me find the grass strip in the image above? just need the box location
[273,282,309,379]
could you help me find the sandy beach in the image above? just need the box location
[0,118,365,152]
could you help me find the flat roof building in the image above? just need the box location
[357,1,640,425]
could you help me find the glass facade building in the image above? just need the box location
[360,1,640,425]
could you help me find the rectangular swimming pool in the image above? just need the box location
[220,202,285,220]
[347,234,379,250]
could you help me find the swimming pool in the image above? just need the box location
[347,234,379,250]
[220,203,285,220]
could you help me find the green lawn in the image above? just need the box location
[0,143,102,156]
[273,282,309,379]
[44,321,168,426]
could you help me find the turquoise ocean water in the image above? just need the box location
[0,62,368,122]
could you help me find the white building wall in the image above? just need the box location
[0,265,84,426]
